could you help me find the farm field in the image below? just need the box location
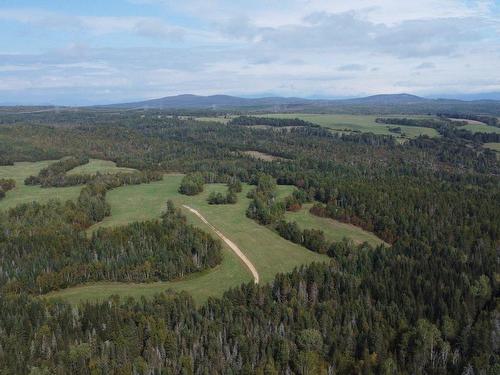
[483,142,500,151]
[462,123,500,134]
[0,158,141,211]
[0,160,82,210]
[242,150,286,161]
[448,118,486,125]
[4,160,389,305]
[67,158,137,175]
[194,113,439,138]
[196,113,500,137]
[483,142,500,158]
[285,203,388,247]
[261,113,439,138]
[48,178,330,304]
[195,116,231,124]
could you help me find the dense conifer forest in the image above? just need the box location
[0,111,498,374]
[229,116,320,128]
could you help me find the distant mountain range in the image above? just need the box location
[107,93,429,109]
[2,93,499,115]
[103,93,500,115]
[106,94,314,109]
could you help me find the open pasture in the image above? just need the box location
[0,160,81,210]
[48,178,329,304]
[483,142,500,151]
[2,160,387,305]
[461,123,500,134]
[67,158,137,175]
[242,150,287,161]
[195,116,232,124]
[285,203,388,247]
[260,113,439,138]
[0,158,140,211]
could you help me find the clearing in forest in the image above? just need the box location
[0,158,139,210]
[47,179,329,304]
[67,158,137,175]
[1,163,385,305]
[484,142,500,159]
[448,118,486,125]
[260,113,439,139]
[242,150,287,161]
[194,113,439,138]
[182,205,259,284]
[483,142,500,152]
[0,160,81,210]
[462,123,500,134]
[284,203,388,247]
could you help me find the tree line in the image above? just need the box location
[376,117,500,143]
[0,200,222,295]
[208,179,242,204]
[230,116,319,128]
[437,113,499,127]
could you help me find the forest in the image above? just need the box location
[0,110,497,374]
[229,116,320,128]
[376,117,500,143]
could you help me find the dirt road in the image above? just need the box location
[182,205,259,284]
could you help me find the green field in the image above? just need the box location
[285,203,387,247]
[196,113,500,138]
[483,142,500,151]
[195,113,439,138]
[0,158,141,211]
[195,116,231,124]
[67,158,137,175]
[48,178,330,305]
[194,113,439,138]
[2,161,384,305]
[261,114,439,138]
[0,160,82,210]
[462,123,500,134]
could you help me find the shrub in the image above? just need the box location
[179,173,204,196]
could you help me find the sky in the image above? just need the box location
[0,0,499,105]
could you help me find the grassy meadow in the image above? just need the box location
[462,123,500,134]
[261,113,439,138]
[67,158,137,175]
[194,113,500,137]
[0,158,140,211]
[285,203,388,247]
[0,160,82,210]
[51,179,390,305]
[195,113,440,138]
[48,181,328,303]
[483,142,500,151]
[1,160,388,306]
[48,179,330,305]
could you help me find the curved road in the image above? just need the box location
[182,205,259,284]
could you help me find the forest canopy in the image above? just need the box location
[0,111,497,374]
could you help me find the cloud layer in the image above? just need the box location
[0,0,499,104]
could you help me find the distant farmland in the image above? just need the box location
[261,113,439,138]
[195,113,440,138]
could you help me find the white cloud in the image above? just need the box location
[0,1,499,103]
[130,0,497,26]
[338,64,366,72]
[0,8,193,42]
[415,62,436,70]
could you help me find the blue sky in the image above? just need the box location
[0,0,499,105]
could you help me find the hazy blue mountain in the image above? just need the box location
[107,94,312,109]
[103,93,500,115]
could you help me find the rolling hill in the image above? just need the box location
[104,93,500,115]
